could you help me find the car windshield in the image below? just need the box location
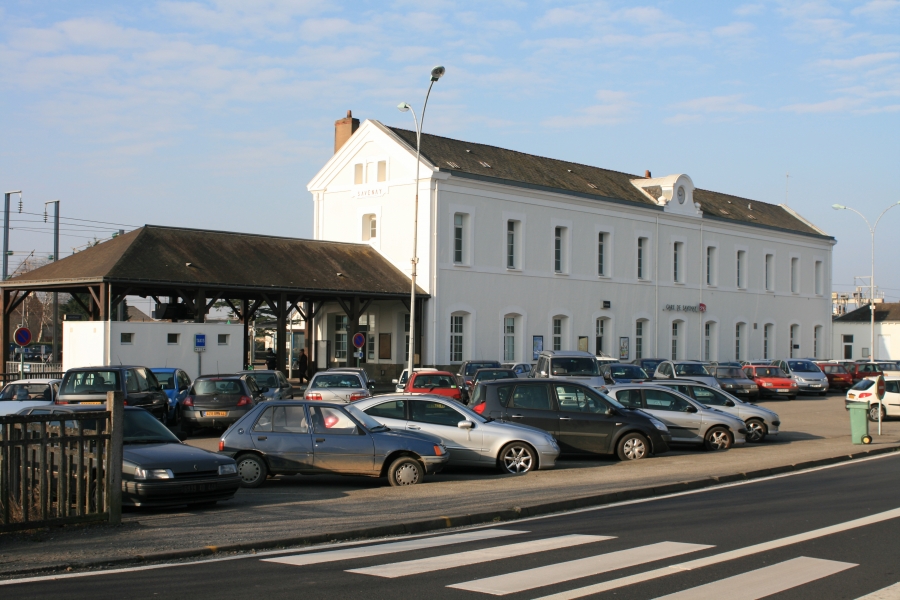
[755,367,785,377]
[344,404,389,431]
[851,379,874,391]
[61,371,121,395]
[464,362,501,376]
[715,368,745,378]
[674,363,710,376]
[153,372,176,390]
[877,363,896,371]
[312,374,363,389]
[821,364,848,374]
[0,383,52,402]
[251,373,279,387]
[413,375,456,388]
[609,365,647,379]
[124,409,182,444]
[550,357,599,376]
[788,360,820,373]
[474,370,516,382]
[193,379,242,395]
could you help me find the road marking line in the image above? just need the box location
[449,542,712,596]
[652,556,857,600]
[856,581,900,599]
[262,528,527,567]
[534,506,900,600]
[347,534,612,578]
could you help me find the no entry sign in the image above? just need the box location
[14,327,32,347]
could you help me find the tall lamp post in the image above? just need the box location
[3,191,22,281]
[833,200,900,435]
[45,200,60,363]
[398,65,445,378]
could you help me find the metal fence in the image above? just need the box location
[0,371,65,385]
[5,362,63,376]
[0,396,123,532]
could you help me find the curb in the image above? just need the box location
[4,444,899,579]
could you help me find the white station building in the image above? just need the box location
[307,112,836,369]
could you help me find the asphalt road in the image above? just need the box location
[7,452,900,599]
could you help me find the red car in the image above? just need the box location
[844,362,887,384]
[743,365,798,400]
[405,371,462,401]
[816,363,854,390]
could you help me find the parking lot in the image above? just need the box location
[1,388,898,577]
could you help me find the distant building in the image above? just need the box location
[832,303,900,360]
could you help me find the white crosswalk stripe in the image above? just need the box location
[653,557,857,600]
[262,528,526,567]
[346,534,612,578]
[448,541,713,596]
[856,581,900,599]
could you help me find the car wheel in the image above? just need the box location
[498,442,536,474]
[868,404,885,422]
[237,454,267,488]
[745,419,768,443]
[387,456,423,486]
[616,432,650,461]
[704,427,733,451]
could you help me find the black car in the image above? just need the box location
[468,368,519,400]
[181,374,266,435]
[219,401,449,487]
[632,358,665,373]
[455,361,502,402]
[710,366,759,400]
[58,366,168,420]
[17,404,240,507]
[600,363,650,384]
[469,379,671,460]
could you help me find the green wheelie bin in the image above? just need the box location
[847,401,872,444]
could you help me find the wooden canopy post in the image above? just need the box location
[242,298,250,369]
[1,289,8,368]
[276,293,287,373]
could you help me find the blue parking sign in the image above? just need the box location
[195,334,206,348]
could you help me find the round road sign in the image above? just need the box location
[352,332,366,349]
[13,327,32,347]
[876,375,886,401]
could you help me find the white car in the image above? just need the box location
[392,367,438,393]
[0,378,61,416]
[845,376,900,421]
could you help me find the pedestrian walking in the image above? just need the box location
[297,349,309,384]
[264,348,277,370]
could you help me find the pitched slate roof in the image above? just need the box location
[834,303,900,323]
[2,225,423,296]
[387,126,829,239]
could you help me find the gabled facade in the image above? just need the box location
[308,116,836,369]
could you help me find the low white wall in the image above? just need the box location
[63,321,243,380]
[832,321,900,361]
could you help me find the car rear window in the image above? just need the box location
[820,365,848,374]
[61,371,121,395]
[609,365,647,379]
[851,379,874,391]
[252,373,279,387]
[754,367,784,378]
[153,372,176,390]
[673,363,710,376]
[0,383,52,402]
[464,362,501,376]
[714,368,745,378]
[787,360,820,373]
[193,379,242,395]
[413,375,456,388]
[312,374,362,388]
[474,370,516,382]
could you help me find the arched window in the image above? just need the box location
[635,319,648,359]
[790,324,799,358]
[552,316,568,351]
[735,322,746,361]
[671,320,683,360]
[704,321,717,361]
[503,315,520,362]
[595,317,610,356]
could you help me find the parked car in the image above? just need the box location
[405,371,462,402]
[455,361,502,402]
[654,381,780,443]
[470,368,520,391]
[816,362,854,391]
[304,370,371,404]
[742,365,798,399]
[602,384,747,451]
[530,350,607,388]
[632,358,666,373]
[181,374,266,435]
[470,379,671,461]
[600,363,650,384]
[652,360,720,388]
[393,367,438,393]
[58,366,168,420]
[709,366,758,400]
[845,376,900,422]
[356,394,559,474]
[17,404,240,507]
[844,362,890,384]
[0,378,61,416]
[771,359,829,395]
[501,363,534,378]
[238,369,294,400]
[219,401,448,487]
[149,368,192,425]
[326,367,377,392]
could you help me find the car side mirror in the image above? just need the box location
[458,420,474,429]
[725,400,735,407]
[669,373,675,379]
[686,405,698,413]
[391,378,399,384]
[539,371,547,378]
[368,381,376,389]
[260,386,269,393]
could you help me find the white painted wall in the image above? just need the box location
[63,321,243,379]
[832,320,900,361]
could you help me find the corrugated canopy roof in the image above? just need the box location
[387,126,828,238]
[2,225,423,297]
[834,303,900,323]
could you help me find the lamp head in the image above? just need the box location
[832,204,846,210]
[430,65,445,81]
[397,102,410,112]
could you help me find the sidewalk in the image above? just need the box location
[1,393,897,577]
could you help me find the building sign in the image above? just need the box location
[353,184,386,198]
[532,335,543,360]
[619,337,629,360]
[663,303,706,313]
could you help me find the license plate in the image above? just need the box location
[810,384,821,388]
[204,411,227,417]
[848,394,856,399]
[777,389,790,393]
[182,483,217,494]
[81,401,103,405]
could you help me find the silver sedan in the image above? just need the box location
[303,371,370,404]
[354,394,560,474]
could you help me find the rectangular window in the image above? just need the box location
[120,332,134,344]
[673,242,683,283]
[595,319,605,354]
[791,257,799,293]
[635,321,644,359]
[704,322,711,361]
[706,246,716,286]
[167,333,179,345]
[671,322,678,360]
[790,324,798,358]
[450,316,464,362]
[504,317,515,361]
[637,238,646,279]
[354,164,363,185]
[334,314,348,360]
[453,214,464,264]
[815,260,823,295]
[597,233,605,276]
[764,325,771,359]
[507,221,516,269]
[369,216,377,239]
[735,324,742,361]
[765,254,774,291]
[814,326,821,359]
[736,251,746,288]
[404,314,410,363]
[377,160,386,182]
[218,334,229,345]
[554,227,563,273]
[553,318,562,351]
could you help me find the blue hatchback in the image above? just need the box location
[150,368,193,424]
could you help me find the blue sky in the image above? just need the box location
[1,1,899,301]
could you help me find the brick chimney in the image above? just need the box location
[644,170,651,178]
[334,110,360,154]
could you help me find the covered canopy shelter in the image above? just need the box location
[0,225,426,373]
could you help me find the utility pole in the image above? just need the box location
[45,201,60,362]
[3,191,21,281]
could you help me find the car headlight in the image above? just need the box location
[218,463,237,476]
[649,417,669,432]
[134,468,174,480]
[723,384,733,389]
[763,382,773,387]
[750,385,758,390]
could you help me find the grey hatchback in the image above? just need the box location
[58,366,168,420]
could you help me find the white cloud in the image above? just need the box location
[851,0,900,17]
[713,22,756,37]
[734,4,765,16]
[781,97,867,113]
[675,94,762,113]
[542,90,635,127]
[818,52,899,69]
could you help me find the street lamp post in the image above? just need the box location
[3,191,22,281]
[398,65,445,378]
[833,201,900,435]
[45,201,60,363]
